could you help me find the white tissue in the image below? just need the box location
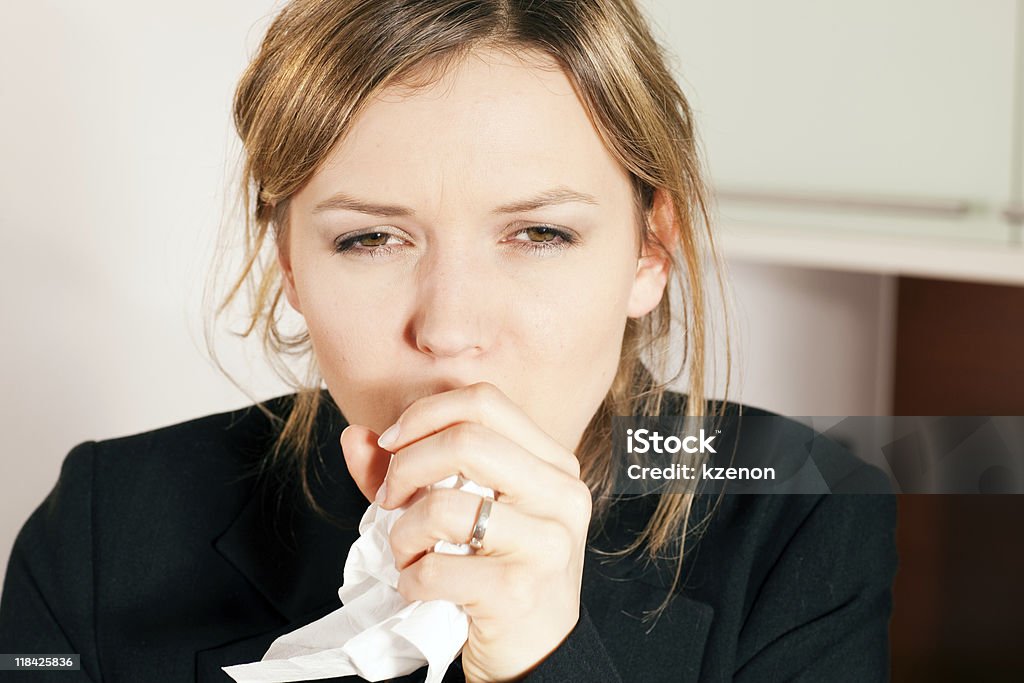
[222,474,494,683]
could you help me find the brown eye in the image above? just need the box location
[524,226,558,242]
[357,232,389,246]
[333,230,400,255]
[508,225,577,254]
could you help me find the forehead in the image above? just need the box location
[306,46,632,211]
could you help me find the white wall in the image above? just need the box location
[0,1,894,585]
[702,262,896,418]
[0,1,293,582]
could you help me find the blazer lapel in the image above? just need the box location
[197,399,367,681]
[197,483,368,680]
[584,566,715,683]
[582,495,716,683]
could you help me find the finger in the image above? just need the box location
[380,421,578,514]
[397,552,516,619]
[340,424,393,503]
[377,382,580,479]
[389,488,536,569]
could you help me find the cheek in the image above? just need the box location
[557,243,638,374]
[566,237,638,321]
[515,265,631,451]
[523,256,634,362]
[291,263,397,377]
[301,287,407,429]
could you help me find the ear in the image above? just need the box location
[277,232,303,314]
[626,187,676,318]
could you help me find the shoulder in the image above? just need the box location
[14,393,291,528]
[603,389,898,551]
[0,394,323,672]
[652,395,899,677]
[66,391,346,501]
[691,393,896,544]
[12,392,324,563]
[89,392,295,484]
[686,392,893,494]
[655,390,898,584]
[2,394,326,628]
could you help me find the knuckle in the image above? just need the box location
[416,551,442,586]
[391,546,415,572]
[564,452,582,479]
[469,381,498,399]
[398,553,439,602]
[469,381,502,420]
[535,520,574,568]
[396,566,416,601]
[445,420,483,452]
[387,526,405,562]
[424,489,459,533]
[565,479,593,522]
[387,517,416,567]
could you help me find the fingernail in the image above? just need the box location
[375,480,388,506]
[377,422,400,449]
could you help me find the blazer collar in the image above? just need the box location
[200,394,715,682]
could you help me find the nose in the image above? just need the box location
[411,244,494,359]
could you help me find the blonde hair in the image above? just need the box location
[208,0,735,624]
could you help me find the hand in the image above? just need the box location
[340,382,593,682]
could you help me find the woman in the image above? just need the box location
[0,0,897,681]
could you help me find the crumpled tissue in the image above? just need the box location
[222,474,494,683]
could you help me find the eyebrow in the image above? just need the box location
[311,186,600,217]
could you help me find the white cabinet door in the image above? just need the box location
[640,0,1019,244]
[1013,1,1024,243]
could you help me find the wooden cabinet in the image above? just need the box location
[890,276,1024,680]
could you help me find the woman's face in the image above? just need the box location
[280,46,672,453]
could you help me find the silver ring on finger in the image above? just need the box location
[468,495,494,551]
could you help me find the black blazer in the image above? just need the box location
[0,392,898,682]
